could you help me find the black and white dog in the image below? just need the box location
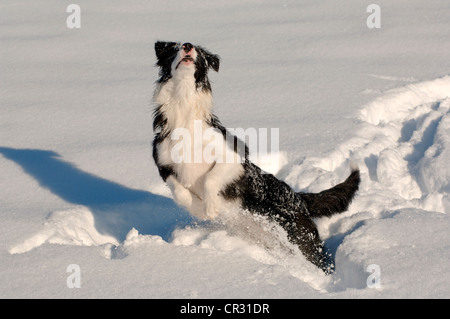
[152,41,360,274]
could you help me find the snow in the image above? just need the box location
[1,0,450,298]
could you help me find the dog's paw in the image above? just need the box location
[205,200,219,219]
[203,190,221,220]
[172,186,193,208]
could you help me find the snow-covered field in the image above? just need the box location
[1,0,449,298]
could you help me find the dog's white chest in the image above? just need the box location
[157,120,216,193]
[155,74,220,193]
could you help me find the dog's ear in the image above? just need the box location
[206,53,220,72]
[154,41,178,65]
[197,46,220,72]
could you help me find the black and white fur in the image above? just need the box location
[152,41,360,274]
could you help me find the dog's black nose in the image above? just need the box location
[182,43,193,53]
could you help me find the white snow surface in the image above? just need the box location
[1,0,450,298]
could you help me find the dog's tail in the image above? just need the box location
[298,164,360,218]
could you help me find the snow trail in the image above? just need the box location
[286,76,450,216]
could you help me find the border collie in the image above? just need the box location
[152,41,360,274]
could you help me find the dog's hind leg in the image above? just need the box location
[276,212,335,274]
[240,164,335,273]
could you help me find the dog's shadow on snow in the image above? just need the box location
[0,147,192,242]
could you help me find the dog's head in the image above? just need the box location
[154,41,220,92]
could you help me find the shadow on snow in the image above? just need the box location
[0,147,192,242]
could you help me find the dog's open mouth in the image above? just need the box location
[176,55,194,69]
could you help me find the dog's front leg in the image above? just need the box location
[166,175,192,207]
[166,175,208,220]
[203,162,244,219]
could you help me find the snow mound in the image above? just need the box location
[9,207,118,255]
[286,76,450,215]
[334,208,450,295]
